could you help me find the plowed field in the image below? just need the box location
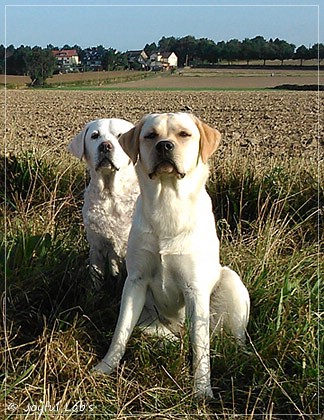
[3,90,322,160]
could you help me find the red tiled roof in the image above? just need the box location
[52,49,78,58]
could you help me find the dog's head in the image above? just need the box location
[119,113,221,180]
[68,118,134,173]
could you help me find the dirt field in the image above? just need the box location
[1,67,321,90]
[3,90,322,160]
[110,68,320,89]
[2,82,322,419]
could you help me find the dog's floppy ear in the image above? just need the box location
[68,126,89,160]
[195,117,221,164]
[119,120,144,164]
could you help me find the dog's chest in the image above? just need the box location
[148,198,195,247]
[150,254,188,316]
[83,193,131,239]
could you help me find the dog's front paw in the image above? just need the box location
[89,265,104,291]
[92,360,113,375]
[194,384,215,401]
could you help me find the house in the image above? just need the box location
[126,50,149,69]
[149,51,178,71]
[52,49,79,70]
[81,48,105,71]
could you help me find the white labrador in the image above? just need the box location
[68,118,139,287]
[94,113,250,399]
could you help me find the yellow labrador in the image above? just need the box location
[94,113,250,399]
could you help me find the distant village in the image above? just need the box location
[2,36,322,86]
[52,48,178,73]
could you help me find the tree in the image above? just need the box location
[224,39,241,64]
[262,39,277,65]
[25,47,56,86]
[102,48,127,70]
[251,36,268,62]
[158,36,176,52]
[0,45,5,73]
[196,38,219,64]
[102,48,114,70]
[295,45,310,66]
[144,42,157,56]
[241,38,254,64]
[6,45,15,55]
[117,52,128,69]
[176,35,198,66]
[273,38,296,64]
[158,35,199,66]
[46,44,59,50]
[6,45,31,75]
[216,41,226,63]
[309,43,324,63]
[2,44,15,73]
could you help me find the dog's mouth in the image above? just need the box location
[149,159,185,180]
[95,157,119,172]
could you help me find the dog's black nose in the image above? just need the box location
[99,141,113,153]
[156,141,174,155]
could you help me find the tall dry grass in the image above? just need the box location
[1,145,322,418]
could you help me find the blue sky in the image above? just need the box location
[2,0,322,51]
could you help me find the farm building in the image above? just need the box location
[52,49,79,70]
[150,51,178,71]
[81,47,106,71]
[125,49,178,71]
[126,50,149,70]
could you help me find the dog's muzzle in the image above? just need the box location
[96,141,119,171]
[149,140,185,179]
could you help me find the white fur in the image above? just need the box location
[68,118,139,286]
[93,113,250,399]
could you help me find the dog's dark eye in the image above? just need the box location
[179,131,191,137]
[144,132,157,139]
[91,131,100,139]
[117,133,122,139]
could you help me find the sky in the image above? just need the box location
[1,0,322,51]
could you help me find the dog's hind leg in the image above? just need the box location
[88,245,106,289]
[210,266,250,343]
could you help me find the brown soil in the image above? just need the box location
[2,90,322,161]
[110,71,320,90]
[1,68,321,90]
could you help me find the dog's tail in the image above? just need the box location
[210,266,250,344]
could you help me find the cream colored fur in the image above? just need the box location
[93,113,250,399]
[68,118,139,287]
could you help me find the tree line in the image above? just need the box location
[1,35,323,86]
[149,36,323,67]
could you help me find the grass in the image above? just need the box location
[46,71,156,89]
[45,86,268,92]
[0,70,155,90]
[1,145,323,418]
[4,67,320,93]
